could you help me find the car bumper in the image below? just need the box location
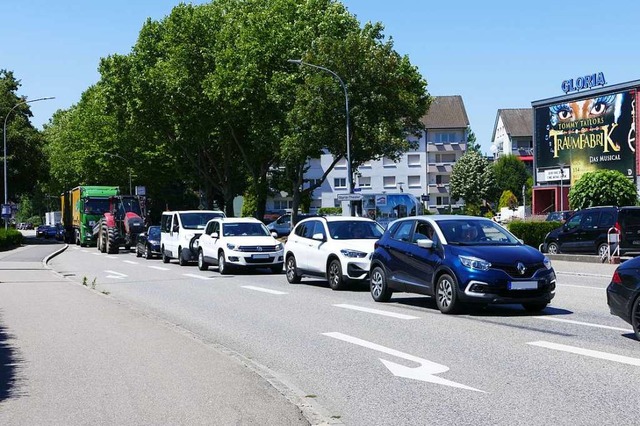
[458,269,557,305]
[225,250,285,267]
[606,283,635,325]
[342,258,372,281]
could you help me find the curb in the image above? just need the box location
[42,243,69,269]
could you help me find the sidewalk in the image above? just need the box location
[0,243,320,425]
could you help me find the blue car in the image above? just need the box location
[370,215,556,314]
[136,225,161,259]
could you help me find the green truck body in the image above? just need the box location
[61,186,120,246]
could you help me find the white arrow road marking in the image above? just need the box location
[323,332,484,392]
[183,273,215,280]
[104,270,127,280]
[123,260,138,265]
[241,286,288,295]
[527,341,640,366]
[148,266,170,271]
[534,316,632,332]
[334,304,420,320]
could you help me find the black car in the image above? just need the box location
[542,206,640,257]
[606,256,640,340]
[136,226,161,259]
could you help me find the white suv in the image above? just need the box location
[160,210,226,265]
[284,216,384,290]
[197,217,284,274]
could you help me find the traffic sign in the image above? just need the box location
[337,194,363,201]
[353,187,362,192]
[421,195,430,202]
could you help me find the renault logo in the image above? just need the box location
[516,262,526,275]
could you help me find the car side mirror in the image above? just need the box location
[312,233,325,241]
[211,232,219,239]
[271,232,278,238]
[416,238,434,249]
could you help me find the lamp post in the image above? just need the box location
[287,59,353,216]
[558,163,565,212]
[3,96,55,229]
[102,152,132,195]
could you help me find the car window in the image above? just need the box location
[148,227,161,239]
[565,213,582,230]
[205,222,214,235]
[302,220,320,239]
[619,209,640,227]
[327,220,383,240]
[581,212,600,228]
[161,215,172,232]
[392,221,414,242]
[413,221,436,243]
[598,211,615,228]
[212,222,220,234]
[294,223,306,237]
[223,222,269,237]
[436,219,519,245]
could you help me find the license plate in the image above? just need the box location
[252,254,270,259]
[509,281,538,290]
[633,241,640,245]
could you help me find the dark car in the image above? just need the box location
[606,256,640,340]
[36,225,47,238]
[545,210,572,222]
[369,215,556,314]
[136,225,161,259]
[43,225,58,239]
[542,206,640,257]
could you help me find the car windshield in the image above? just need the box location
[222,222,270,237]
[327,220,384,240]
[147,226,161,239]
[180,212,225,230]
[436,219,520,245]
[119,197,142,215]
[84,198,111,214]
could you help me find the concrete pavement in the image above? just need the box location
[0,236,317,425]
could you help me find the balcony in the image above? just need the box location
[427,142,466,153]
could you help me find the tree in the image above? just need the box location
[449,150,498,208]
[465,127,481,153]
[492,155,529,204]
[498,190,518,210]
[568,169,637,209]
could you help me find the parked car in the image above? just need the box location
[160,210,226,265]
[43,225,58,239]
[284,216,384,290]
[542,206,640,257]
[606,256,640,341]
[196,217,284,274]
[36,225,47,238]
[369,215,556,314]
[136,225,161,259]
[267,213,317,237]
[55,223,65,241]
[545,210,572,222]
[262,210,287,225]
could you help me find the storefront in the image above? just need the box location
[532,74,639,215]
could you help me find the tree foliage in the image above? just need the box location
[450,150,497,206]
[568,169,637,209]
[465,127,481,153]
[498,190,518,210]
[492,154,529,204]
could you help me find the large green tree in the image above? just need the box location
[492,154,529,204]
[450,150,498,208]
[568,169,637,209]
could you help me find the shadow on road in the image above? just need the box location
[0,316,21,402]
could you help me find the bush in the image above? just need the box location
[568,169,637,209]
[0,228,24,250]
[507,221,561,249]
[318,207,342,216]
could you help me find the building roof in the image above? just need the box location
[491,108,533,141]
[420,95,469,129]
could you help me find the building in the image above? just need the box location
[268,95,470,215]
[490,108,534,173]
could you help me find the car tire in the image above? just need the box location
[631,296,640,341]
[522,302,549,313]
[285,255,301,283]
[435,273,461,314]
[218,251,229,275]
[547,242,559,254]
[178,248,188,266]
[597,243,609,259]
[136,247,142,257]
[162,246,170,263]
[144,245,151,260]
[270,264,283,274]
[370,265,392,302]
[327,259,347,291]
[198,249,209,271]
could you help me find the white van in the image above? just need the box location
[160,210,226,265]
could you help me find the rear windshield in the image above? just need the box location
[619,209,640,227]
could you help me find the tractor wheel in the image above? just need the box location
[107,228,119,254]
[99,226,107,253]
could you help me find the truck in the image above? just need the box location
[61,186,120,246]
[45,211,61,226]
[92,195,146,254]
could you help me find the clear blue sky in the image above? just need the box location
[3,0,639,155]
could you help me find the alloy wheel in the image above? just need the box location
[371,270,384,299]
[438,279,453,308]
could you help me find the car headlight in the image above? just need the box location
[226,243,236,250]
[543,256,552,270]
[459,255,491,271]
[275,243,283,251]
[340,249,367,258]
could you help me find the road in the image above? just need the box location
[43,244,638,425]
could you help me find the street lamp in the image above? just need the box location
[287,59,353,215]
[3,96,55,229]
[102,152,132,195]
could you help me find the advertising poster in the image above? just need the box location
[535,90,636,184]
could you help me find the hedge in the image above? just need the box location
[507,221,562,250]
[318,207,342,215]
[0,228,24,250]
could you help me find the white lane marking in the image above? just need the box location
[183,273,215,280]
[106,256,118,259]
[555,271,610,278]
[323,332,484,392]
[104,270,127,280]
[148,266,170,271]
[91,252,101,256]
[334,304,420,320]
[527,341,640,366]
[534,316,632,332]
[71,246,80,250]
[241,286,288,295]
[81,250,91,253]
[556,284,605,290]
[123,260,139,265]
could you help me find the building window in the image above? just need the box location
[358,176,371,188]
[407,154,421,166]
[383,176,396,188]
[433,132,460,143]
[408,175,421,188]
[435,153,456,163]
[306,178,323,189]
[436,196,450,205]
[435,175,450,184]
[334,177,347,189]
[382,157,396,167]
[273,200,292,210]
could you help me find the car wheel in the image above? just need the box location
[144,245,151,260]
[218,251,229,275]
[632,296,640,341]
[270,264,283,274]
[370,265,392,302]
[285,255,301,283]
[162,246,170,263]
[597,243,609,259]
[136,246,142,257]
[522,302,549,313]
[435,273,460,314]
[547,242,559,254]
[327,259,346,291]
[178,248,189,266]
[198,249,209,271]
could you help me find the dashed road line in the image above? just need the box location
[242,286,288,295]
[534,316,632,332]
[334,304,420,320]
[106,256,118,259]
[148,266,170,271]
[556,284,605,290]
[183,273,215,280]
[91,252,101,256]
[528,341,640,366]
[123,260,139,265]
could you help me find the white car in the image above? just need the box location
[160,210,226,265]
[197,217,284,274]
[284,216,384,290]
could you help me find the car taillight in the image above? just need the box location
[614,222,621,233]
[611,270,622,284]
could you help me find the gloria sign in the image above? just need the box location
[561,72,606,94]
[535,89,636,184]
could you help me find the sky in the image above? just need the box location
[3,0,640,155]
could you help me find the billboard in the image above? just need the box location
[535,89,636,184]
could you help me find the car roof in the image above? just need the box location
[216,217,262,223]
[163,210,225,214]
[298,216,376,223]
